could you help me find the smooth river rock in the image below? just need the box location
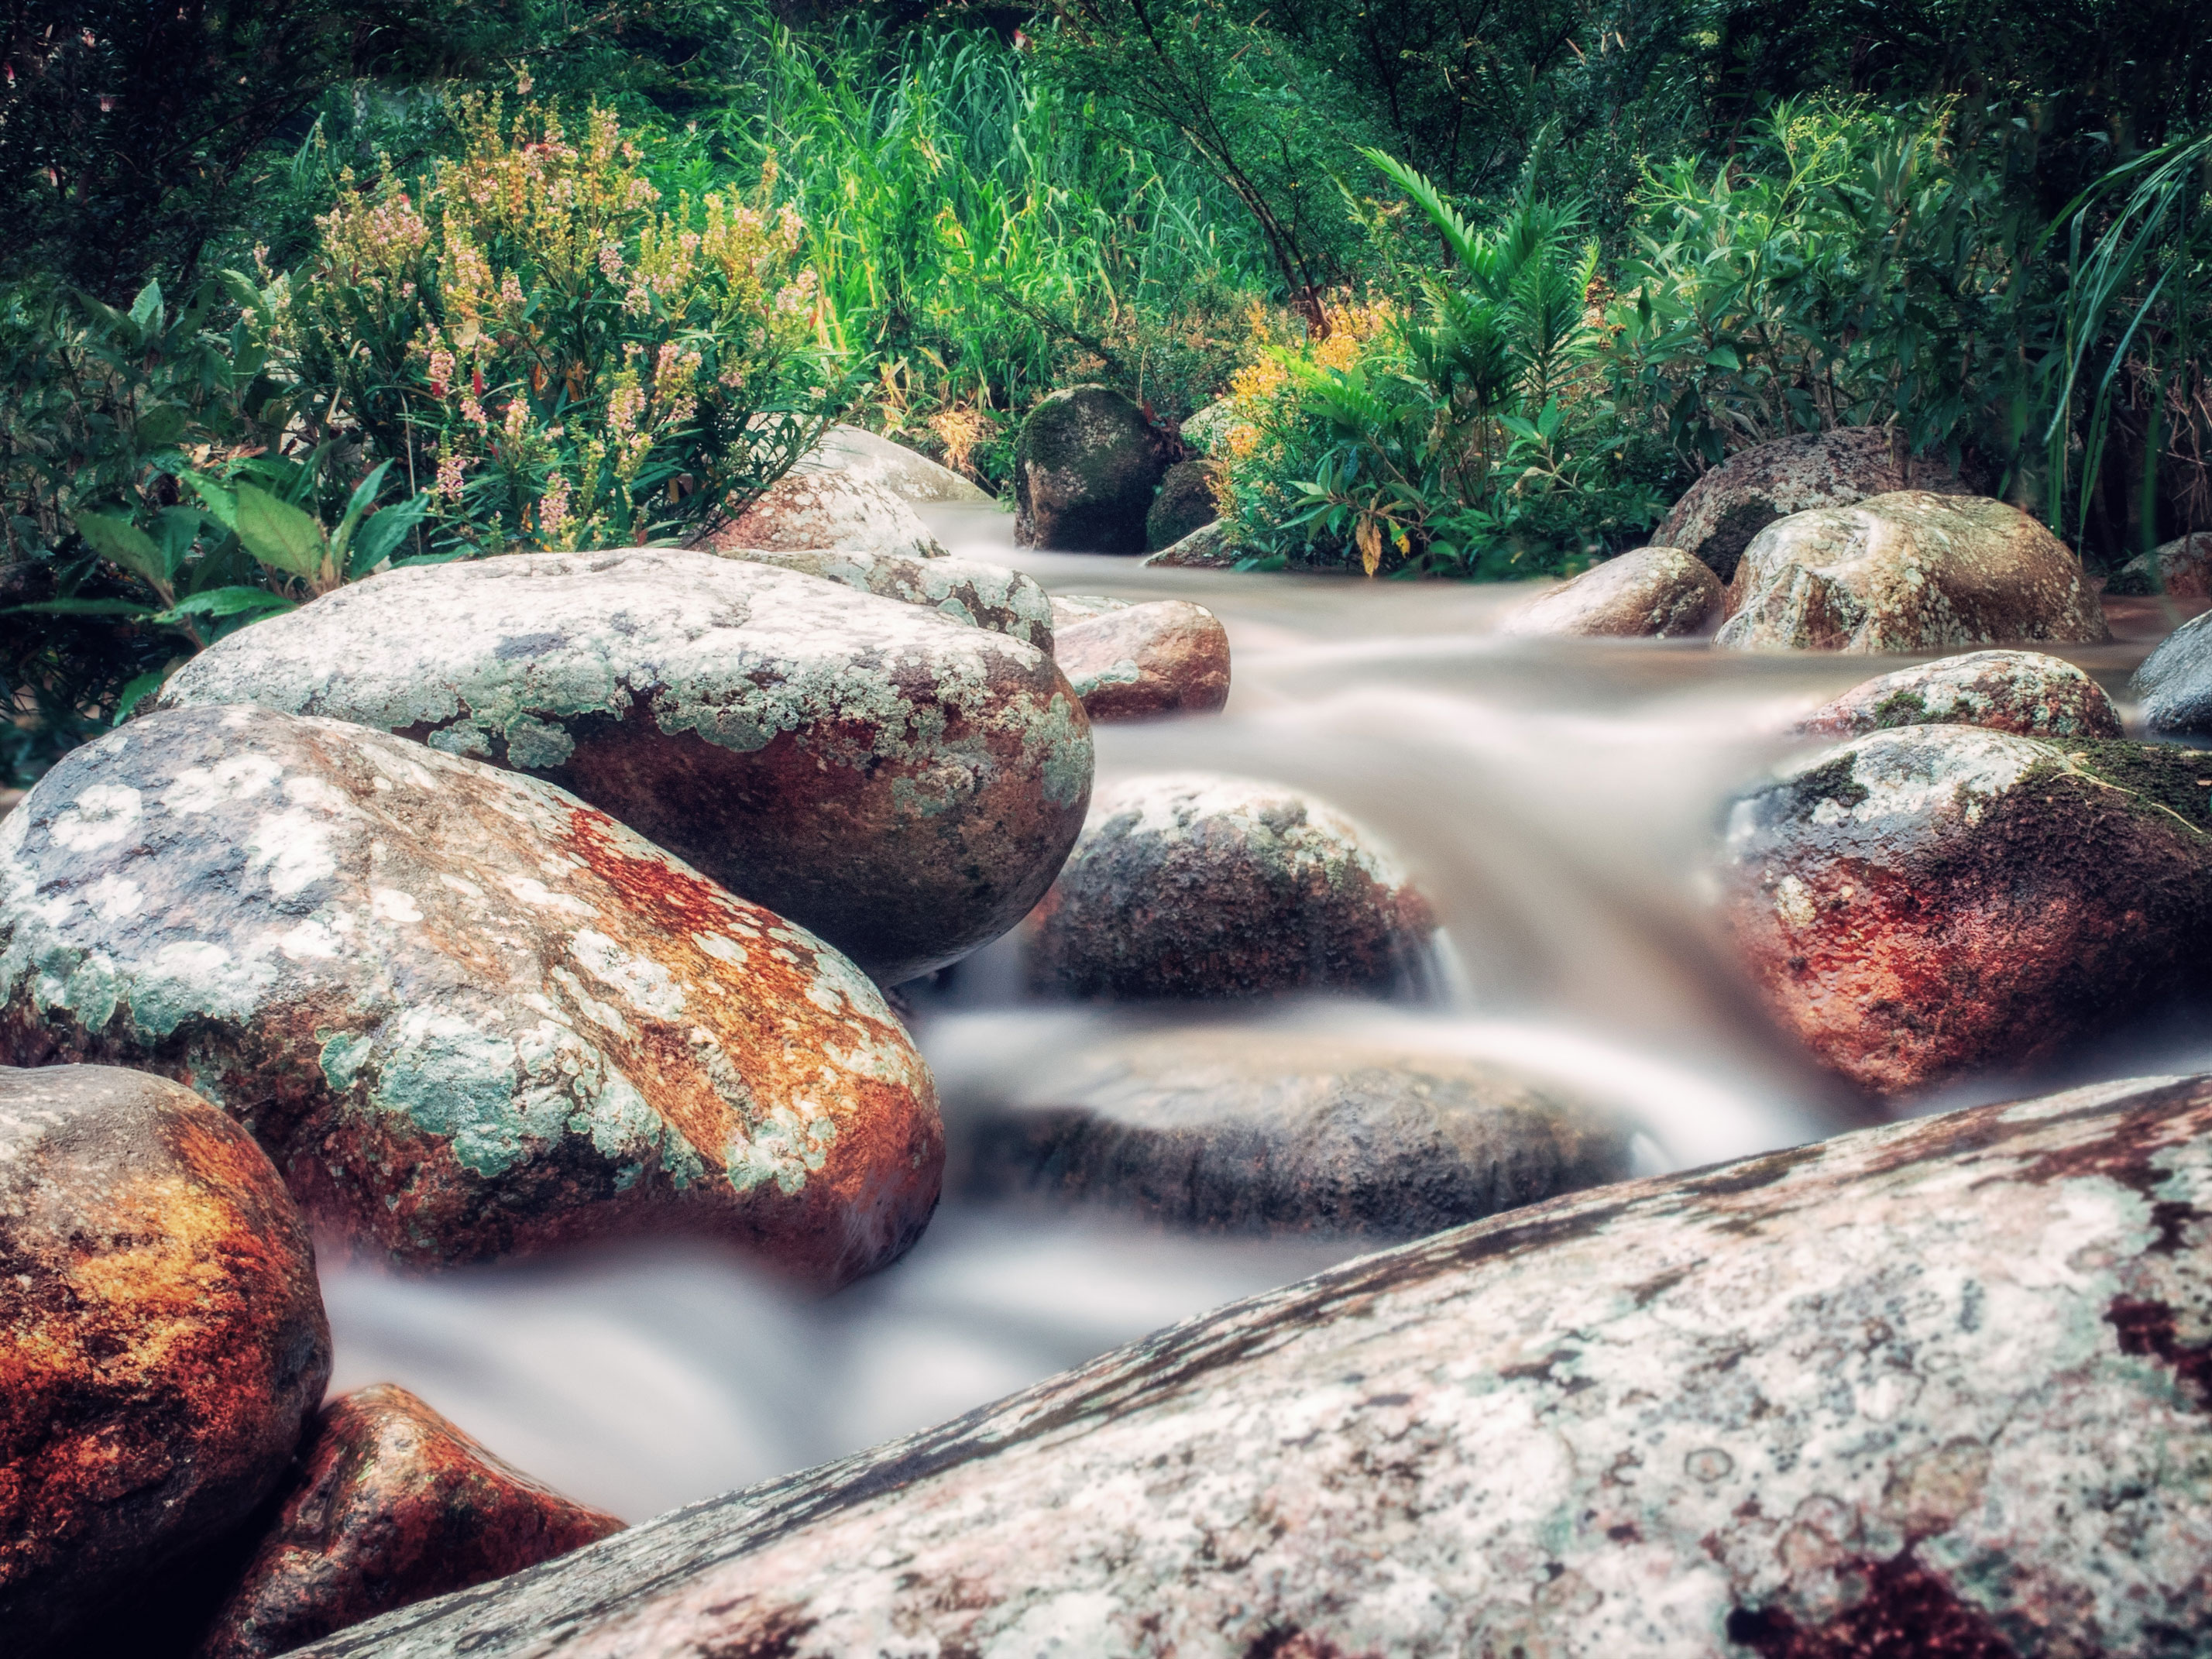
[703,470,948,559]
[792,423,991,504]
[1145,457,1220,551]
[198,1385,622,1659]
[1053,599,1231,722]
[1796,649,2124,740]
[2130,607,2212,738]
[1718,725,2212,1095]
[0,1064,330,1658]
[1142,520,1237,568]
[1025,773,1436,1001]
[963,1027,1632,1237]
[1717,490,2110,654]
[1500,545,1722,638]
[0,704,944,1279]
[706,546,1054,651]
[1015,385,1169,553]
[2113,530,2212,598]
[293,1071,2212,1658]
[153,549,1094,984]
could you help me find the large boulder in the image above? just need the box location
[707,547,1053,651]
[290,1073,2212,1659]
[2129,608,2212,737]
[1145,458,1220,552]
[703,471,946,559]
[1718,726,2212,1096]
[1659,427,1980,581]
[1797,649,2123,740]
[153,550,1093,985]
[792,424,992,504]
[0,1064,329,1658]
[198,1385,622,1659]
[0,704,944,1280]
[1499,545,1722,639]
[1177,396,1236,458]
[1015,386,1169,552]
[1716,491,2110,654]
[2112,530,2212,598]
[963,1027,1631,1236]
[1052,598,1231,723]
[1025,774,1435,1001]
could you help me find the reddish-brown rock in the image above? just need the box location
[2116,530,2212,598]
[0,704,943,1281]
[1499,546,1723,639]
[0,1064,330,1658]
[1795,649,2124,740]
[703,469,947,558]
[1051,597,1230,722]
[198,1385,622,1659]
[1719,725,2212,1095]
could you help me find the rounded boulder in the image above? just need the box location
[1145,459,1220,552]
[708,547,1054,651]
[1500,546,1722,639]
[1053,599,1231,723]
[1015,386,1168,552]
[705,470,947,559]
[2128,607,2212,737]
[1797,650,2122,740]
[792,424,991,504]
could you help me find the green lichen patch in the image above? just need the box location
[2039,739,2212,836]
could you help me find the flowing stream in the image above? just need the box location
[324,506,2198,1522]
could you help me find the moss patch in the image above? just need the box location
[1868,689,1932,730]
[2048,739,2212,835]
[1782,754,1871,819]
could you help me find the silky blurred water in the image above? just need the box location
[325,503,2196,1522]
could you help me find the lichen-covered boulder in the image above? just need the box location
[1718,726,2212,1096]
[1142,520,1238,569]
[0,705,944,1279]
[792,424,991,504]
[1145,458,1219,552]
[1716,491,2109,654]
[153,550,1093,984]
[963,1027,1630,1236]
[1052,599,1231,723]
[1025,774,1435,1001]
[289,1073,2212,1659]
[1499,545,1722,639]
[2114,530,2212,598]
[1015,386,1168,553]
[707,547,1053,651]
[1047,593,1133,627]
[2129,607,2212,737]
[1659,427,1980,581]
[1177,397,1236,458]
[198,1385,622,1659]
[704,471,947,559]
[1796,649,2123,740]
[0,1064,330,1659]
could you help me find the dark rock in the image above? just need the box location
[1145,459,1220,552]
[1718,725,2212,1096]
[1142,521,1239,569]
[0,704,944,1281]
[287,1073,2212,1659]
[1053,600,1231,723]
[1716,491,2109,654]
[707,547,1053,651]
[2113,531,2212,599]
[1015,386,1168,553]
[2129,607,2212,737]
[1499,546,1722,638]
[793,424,991,504]
[1797,650,2122,740]
[0,1064,329,1659]
[153,549,1094,984]
[963,1027,1631,1236]
[1660,428,1980,582]
[1025,774,1435,1001]
[702,470,946,558]
[197,1385,622,1659]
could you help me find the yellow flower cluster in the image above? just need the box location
[1214,296,1398,527]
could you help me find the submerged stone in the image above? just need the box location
[0,704,943,1281]
[704,470,947,559]
[707,546,1053,651]
[0,1064,329,1659]
[154,550,1093,984]
[1797,649,2123,740]
[1500,545,1722,639]
[1053,599,1231,723]
[1015,385,1168,553]
[287,1073,2212,1658]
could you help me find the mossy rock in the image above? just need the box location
[1014,385,1167,554]
[1146,458,1220,551]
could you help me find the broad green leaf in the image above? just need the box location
[136,404,189,448]
[74,511,173,589]
[181,472,239,532]
[112,668,173,725]
[1704,345,1742,370]
[331,460,396,562]
[234,485,328,579]
[5,599,158,618]
[349,496,429,579]
[160,586,297,620]
[129,280,164,332]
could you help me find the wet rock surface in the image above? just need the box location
[705,546,1053,650]
[1053,599,1231,723]
[0,704,944,1280]
[1025,773,1435,1001]
[154,549,1093,984]
[1145,458,1220,551]
[1015,385,1168,552]
[1718,725,2212,1096]
[2129,607,2212,737]
[1500,545,1722,639]
[1796,649,2123,740]
[198,1384,622,1659]
[1659,428,1980,582]
[294,1071,2212,1659]
[1142,520,1237,568]
[703,470,947,559]
[791,423,991,504]
[962,1028,1631,1237]
[0,1064,329,1658]
[2114,530,2212,599]
[1717,490,2109,654]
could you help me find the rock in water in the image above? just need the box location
[963,1027,1631,1236]
[706,547,1054,651]
[287,1073,2212,1659]
[1716,491,2109,653]
[1015,386,1168,552]
[792,424,991,504]
[0,1064,329,1658]
[0,705,943,1279]
[1718,726,2212,1096]
[198,1385,622,1659]
[2130,609,2212,737]
[1053,600,1231,723]
[1797,649,2123,740]
[1499,546,1722,638]
[703,471,947,558]
[1142,521,1238,569]
[1145,458,1219,551]
[2114,530,2212,598]
[154,550,1093,984]
[1658,427,1980,581]
[1025,774,1435,1001]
